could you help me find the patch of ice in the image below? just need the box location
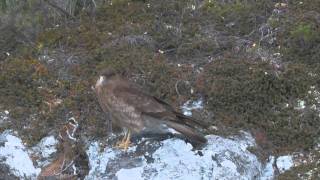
[277,155,294,173]
[116,166,145,180]
[31,135,58,167]
[0,131,41,178]
[261,155,295,179]
[86,132,268,180]
[295,100,306,110]
[181,99,204,116]
[34,136,57,158]
[85,142,117,179]
[0,111,10,126]
[261,156,275,180]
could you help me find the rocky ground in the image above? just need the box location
[0,0,320,179]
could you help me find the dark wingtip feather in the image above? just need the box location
[175,111,210,129]
[165,121,207,147]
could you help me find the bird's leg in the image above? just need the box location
[107,112,113,135]
[116,130,131,151]
[124,131,131,150]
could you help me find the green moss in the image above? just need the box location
[269,0,320,65]
[278,149,320,179]
[0,58,44,108]
[0,57,56,145]
[291,23,315,41]
[199,59,319,152]
[202,0,273,36]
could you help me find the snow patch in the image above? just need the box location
[295,100,306,110]
[277,155,294,173]
[116,166,145,180]
[85,132,272,180]
[85,142,117,179]
[31,135,58,167]
[0,131,41,178]
[261,156,275,180]
[34,136,57,158]
[181,99,204,116]
[0,110,10,125]
[261,155,294,179]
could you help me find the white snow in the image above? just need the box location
[261,156,275,180]
[85,142,117,179]
[86,132,272,180]
[0,129,296,179]
[116,166,145,180]
[0,111,10,126]
[30,135,58,167]
[276,155,294,173]
[260,155,294,179]
[33,136,57,158]
[295,100,306,110]
[0,131,41,178]
[181,99,204,116]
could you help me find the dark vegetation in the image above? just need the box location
[0,0,319,177]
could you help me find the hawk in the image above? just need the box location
[94,69,207,149]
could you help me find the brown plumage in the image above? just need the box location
[94,69,207,147]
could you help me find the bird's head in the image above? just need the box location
[96,68,117,86]
[100,68,117,79]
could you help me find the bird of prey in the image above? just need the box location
[94,69,207,150]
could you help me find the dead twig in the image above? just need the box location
[43,0,75,20]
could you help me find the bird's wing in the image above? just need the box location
[113,85,209,128]
[113,85,170,114]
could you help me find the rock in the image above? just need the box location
[85,132,269,180]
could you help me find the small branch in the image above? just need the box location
[43,0,75,20]
[175,80,182,97]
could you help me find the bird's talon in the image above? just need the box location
[115,131,131,151]
[116,140,131,150]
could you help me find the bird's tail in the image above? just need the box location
[165,121,207,147]
[175,112,209,129]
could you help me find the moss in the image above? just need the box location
[199,58,319,152]
[0,58,44,107]
[291,23,316,41]
[0,56,67,144]
[202,0,273,36]
[278,149,320,179]
[270,0,320,65]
